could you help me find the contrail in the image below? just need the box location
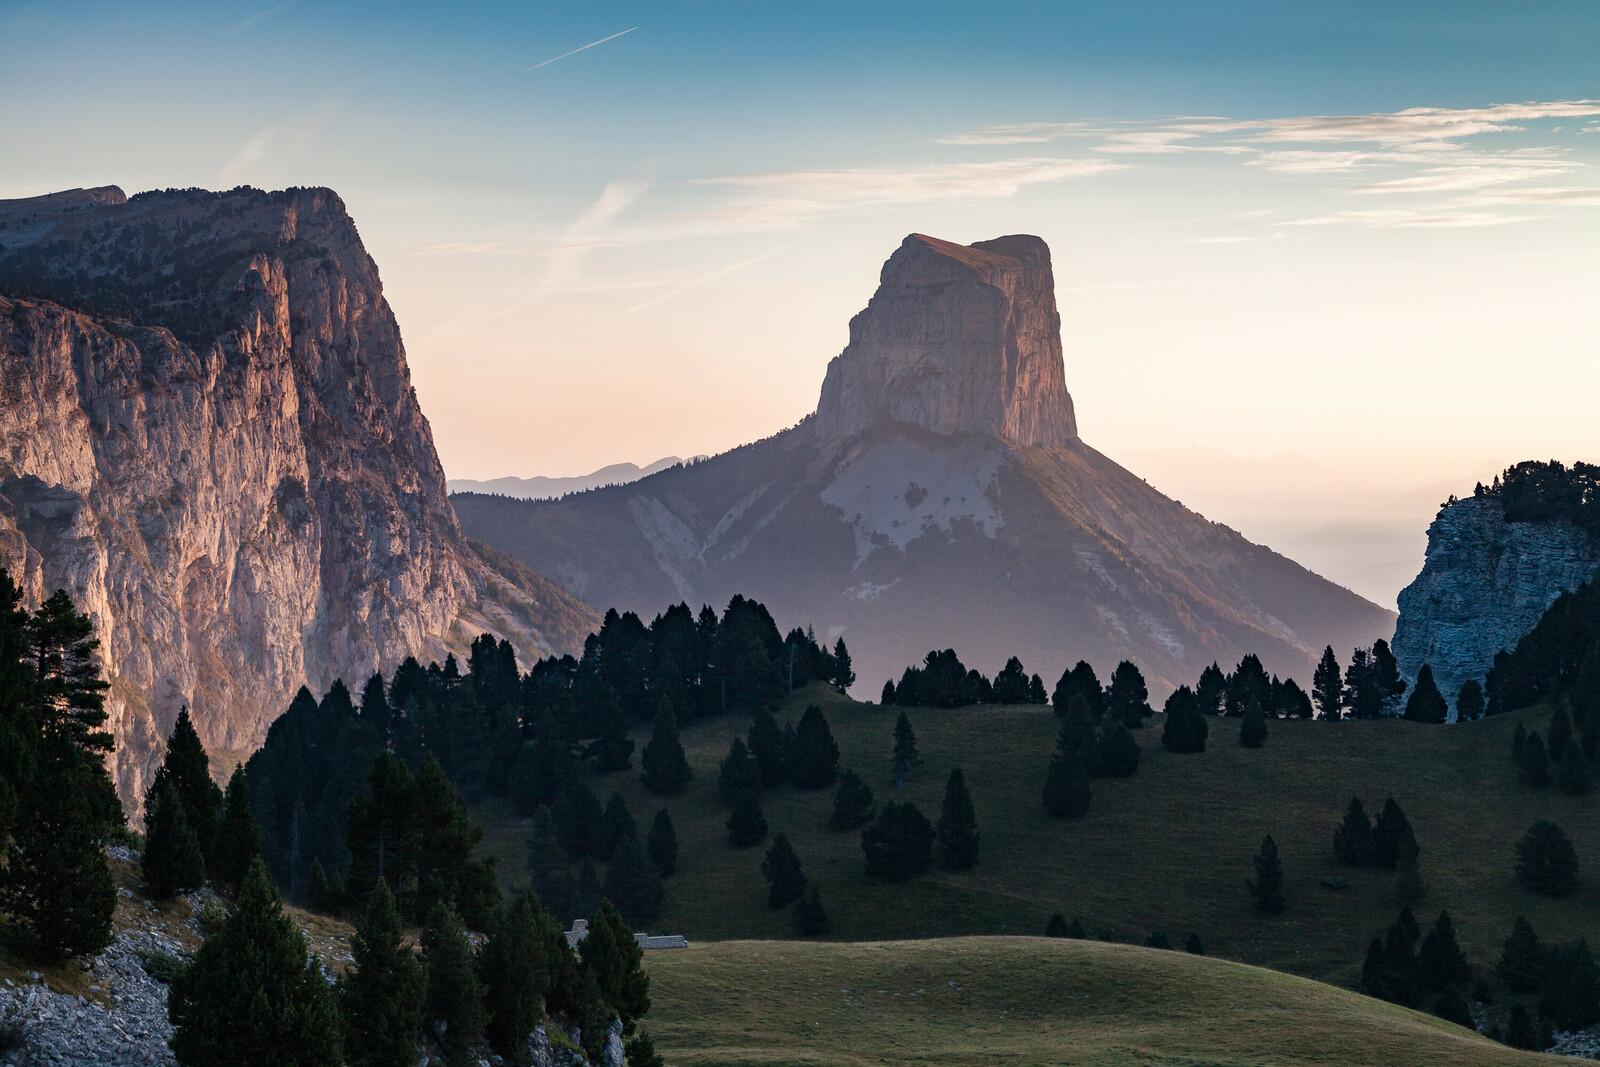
[525,27,637,71]
[622,244,793,317]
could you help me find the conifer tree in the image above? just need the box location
[413,755,500,930]
[143,779,207,899]
[26,589,112,758]
[1432,985,1474,1029]
[1416,910,1470,992]
[793,884,829,936]
[1144,931,1172,949]
[1549,705,1574,762]
[935,768,980,870]
[1248,835,1285,914]
[580,900,651,1036]
[1185,933,1205,955]
[342,880,425,1067]
[1455,679,1485,722]
[422,903,487,1067]
[1313,646,1343,720]
[992,656,1031,705]
[726,793,768,848]
[638,704,692,796]
[478,891,552,1066]
[1041,753,1092,819]
[149,707,225,864]
[1056,695,1096,758]
[168,860,342,1067]
[880,679,896,706]
[790,705,840,789]
[213,764,265,895]
[1558,742,1592,795]
[1519,732,1550,786]
[832,637,855,694]
[1160,686,1208,753]
[1051,661,1106,721]
[861,801,934,880]
[1093,719,1141,776]
[1512,721,1527,760]
[891,711,920,788]
[747,709,787,788]
[526,807,576,922]
[761,832,808,908]
[627,1033,667,1067]
[584,700,635,774]
[829,769,877,830]
[552,783,604,859]
[1044,913,1069,937]
[1514,820,1579,895]
[598,792,637,861]
[1065,917,1087,939]
[647,808,678,877]
[718,737,762,805]
[1332,796,1373,866]
[605,837,665,926]
[1105,661,1152,728]
[1496,915,1544,992]
[575,858,603,918]
[1195,662,1228,716]
[1371,797,1414,870]
[1505,1004,1537,1050]
[1402,665,1449,724]
[1239,699,1268,748]
[1395,829,1425,904]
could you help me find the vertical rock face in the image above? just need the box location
[0,186,595,812]
[814,233,1077,448]
[1393,496,1599,707]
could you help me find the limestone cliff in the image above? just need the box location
[815,233,1077,448]
[1393,495,1599,708]
[0,186,596,812]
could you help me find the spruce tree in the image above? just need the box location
[1558,742,1592,795]
[647,808,678,877]
[718,737,762,805]
[1549,704,1574,762]
[575,859,603,918]
[1496,916,1544,992]
[1185,933,1205,955]
[143,779,207,899]
[829,769,877,830]
[422,903,487,1067]
[598,792,637,862]
[580,900,651,1036]
[761,832,808,908]
[1056,694,1096,758]
[149,707,225,864]
[413,756,499,930]
[605,836,665,926]
[1519,731,1550,785]
[860,801,934,880]
[1044,913,1069,937]
[793,884,829,936]
[213,764,264,896]
[341,880,425,1067]
[1416,910,1470,992]
[1160,685,1208,753]
[478,890,563,1065]
[1239,699,1268,748]
[1514,820,1579,895]
[790,705,840,789]
[1041,753,1091,819]
[1432,985,1474,1029]
[584,700,635,774]
[1195,662,1228,716]
[726,793,768,848]
[1371,797,1414,870]
[1402,665,1448,724]
[1505,1004,1537,1050]
[168,860,343,1067]
[1313,646,1343,720]
[880,679,896,706]
[553,783,604,859]
[935,768,980,870]
[526,807,576,920]
[1093,720,1141,777]
[1332,796,1373,866]
[638,704,692,796]
[627,1033,667,1067]
[1105,661,1152,728]
[747,709,786,788]
[891,711,920,788]
[26,589,112,757]
[832,637,855,694]
[1395,829,1425,904]
[1029,674,1048,705]
[1455,679,1485,722]
[1248,835,1285,914]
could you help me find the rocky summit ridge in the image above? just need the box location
[0,185,596,814]
[457,233,1393,695]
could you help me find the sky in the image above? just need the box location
[2,1,1598,602]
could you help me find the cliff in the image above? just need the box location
[0,186,596,813]
[1393,495,1600,708]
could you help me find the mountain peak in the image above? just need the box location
[814,232,1077,449]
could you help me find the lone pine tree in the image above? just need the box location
[861,801,934,880]
[1248,835,1285,914]
[1514,820,1580,895]
[1403,665,1449,724]
[647,807,678,877]
[762,832,808,909]
[829,769,877,830]
[1333,796,1374,866]
[935,767,980,870]
[790,705,840,789]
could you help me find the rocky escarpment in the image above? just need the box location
[1393,495,1599,709]
[815,233,1077,449]
[0,186,596,814]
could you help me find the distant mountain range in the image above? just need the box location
[456,233,1395,695]
[449,457,696,499]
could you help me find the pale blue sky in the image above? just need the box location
[3,0,1597,518]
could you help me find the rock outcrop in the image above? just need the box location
[458,233,1393,695]
[815,233,1077,449]
[1393,495,1599,708]
[0,186,596,813]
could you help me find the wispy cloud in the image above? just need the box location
[525,27,637,72]
[1348,153,1578,194]
[232,0,292,32]
[543,177,652,286]
[1286,208,1539,229]
[622,244,793,317]
[218,127,276,186]
[1470,186,1600,206]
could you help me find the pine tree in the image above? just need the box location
[992,656,1031,705]
[790,705,840,789]
[1455,679,1485,722]
[1548,704,1574,762]
[1196,662,1228,716]
[1248,835,1284,914]
[726,793,768,848]
[638,704,692,796]
[832,638,855,694]
[168,860,343,1067]
[422,903,487,1067]
[213,764,264,895]
[552,783,604,859]
[935,768,980,871]
[1431,985,1474,1029]
[1558,742,1592,795]
[1044,913,1069,937]
[1065,917,1087,939]
[793,884,829,936]
[647,808,678,877]
[605,836,665,927]
[1052,661,1106,722]
[1496,915,1544,992]
[880,679,896,706]
[149,707,225,864]
[1519,731,1550,786]
[1332,796,1374,866]
[1416,910,1471,992]
[1512,721,1527,760]
[584,699,635,774]
[478,891,551,1066]
[1239,699,1268,748]
[747,709,787,788]
[526,808,575,923]
[1505,1003,1537,1050]
[1371,639,1408,714]
[626,1033,667,1067]
[143,779,207,899]
[581,900,651,1035]
[1395,829,1426,904]
[761,832,808,908]
[1093,720,1141,777]
[718,737,763,805]
[829,769,877,830]
[1402,665,1449,724]
[1313,646,1343,720]
[1160,686,1208,753]
[860,801,934,880]
[1371,797,1414,870]
[1185,933,1205,955]
[1105,661,1152,728]
[413,756,500,930]
[1514,820,1580,895]
[26,589,112,756]
[341,880,425,1067]
[576,859,603,918]
[1041,753,1091,819]
[891,711,920,788]
[598,792,637,861]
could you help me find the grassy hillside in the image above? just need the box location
[474,683,1600,988]
[642,936,1566,1066]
